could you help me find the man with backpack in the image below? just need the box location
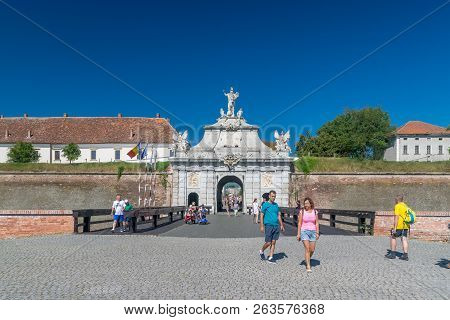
[385,195,414,261]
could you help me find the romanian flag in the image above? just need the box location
[127,143,140,159]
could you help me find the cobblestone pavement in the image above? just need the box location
[0,215,448,299]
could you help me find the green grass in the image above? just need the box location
[294,157,450,173]
[0,161,171,173]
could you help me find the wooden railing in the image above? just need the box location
[279,207,375,235]
[73,206,186,233]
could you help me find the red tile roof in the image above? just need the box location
[396,121,449,136]
[0,117,174,144]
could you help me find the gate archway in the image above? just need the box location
[217,176,243,213]
[187,192,199,206]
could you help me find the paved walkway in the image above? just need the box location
[0,215,448,299]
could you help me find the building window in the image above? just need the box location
[438,146,443,155]
[426,146,431,155]
[169,149,175,157]
[115,150,120,160]
[415,138,419,140]
[91,150,96,160]
[438,138,443,141]
[54,150,61,161]
[403,145,408,155]
[414,146,419,155]
[403,138,407,140]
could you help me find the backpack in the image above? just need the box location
[403,207,416,226]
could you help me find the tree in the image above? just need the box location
[296,107,394,160]
[7,142,40,163]
[296,130,318,157]
[62,143,81,163]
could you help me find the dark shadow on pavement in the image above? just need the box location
[273,252,288,261]
[435,258,449,269]
[300,259,320,267]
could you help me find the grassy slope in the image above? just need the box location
[0,159,448,173]
[294,157,450,173]
[0,161,170,173]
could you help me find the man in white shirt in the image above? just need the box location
[111,194,125,232]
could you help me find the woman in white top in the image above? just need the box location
[252,198,259,224]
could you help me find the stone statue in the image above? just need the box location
[175,130,190,153]
[274,130,291,152]
[220,108,225,118]
[236,108,243,119]
[224,87,239,116]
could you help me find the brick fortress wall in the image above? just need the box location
[374,211,449,241]
[0,173,173,210]
[0,210,73,239]
[289,173,450,211]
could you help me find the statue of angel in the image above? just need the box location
[176,130,190,152]
[220,108,226,118]
[274,130,291,152]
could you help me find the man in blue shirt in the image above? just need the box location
[259,190,285,264]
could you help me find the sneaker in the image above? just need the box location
[399,253,409,261]
[385,253,396,259]
[111,229,115,233]
[259,251,266,261]
[267,257,276,264]
[306,268,312,272]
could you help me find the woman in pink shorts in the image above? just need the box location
[296,197,320,272]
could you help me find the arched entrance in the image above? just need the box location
[187,192,199,206]
[217,176,243,213]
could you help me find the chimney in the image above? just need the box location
[118,113,122,118]
[130,129,135,138]
[5,130,9,138]
[167,117,170,123]
[27,130,32,138]
[155,113,160,118]
[63,113,68,118]
[23,113,28,118]
[0,115,3,119]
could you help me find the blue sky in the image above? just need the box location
[0,0,449,144]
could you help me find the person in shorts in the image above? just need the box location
[111,194,125,232]
[385,195,410,261]
[259,190,285,264]
[296,197,320,272]
[233,200,239,216]
[123,199,134,232]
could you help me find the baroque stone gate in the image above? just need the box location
[170,88,292,212]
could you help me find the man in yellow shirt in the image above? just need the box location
[385,195,409,261]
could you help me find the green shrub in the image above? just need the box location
[156,161,170,172]
[295,157,317,174]
[117,165,125,180]
[7,142,40,163]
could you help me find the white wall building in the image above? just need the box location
[0,114,176,163]
[384,121,450,162]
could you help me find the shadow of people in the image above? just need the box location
[386,249,403,258]
[300,259,321,267]
[272,252,288,261]
[435,258,449,269]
